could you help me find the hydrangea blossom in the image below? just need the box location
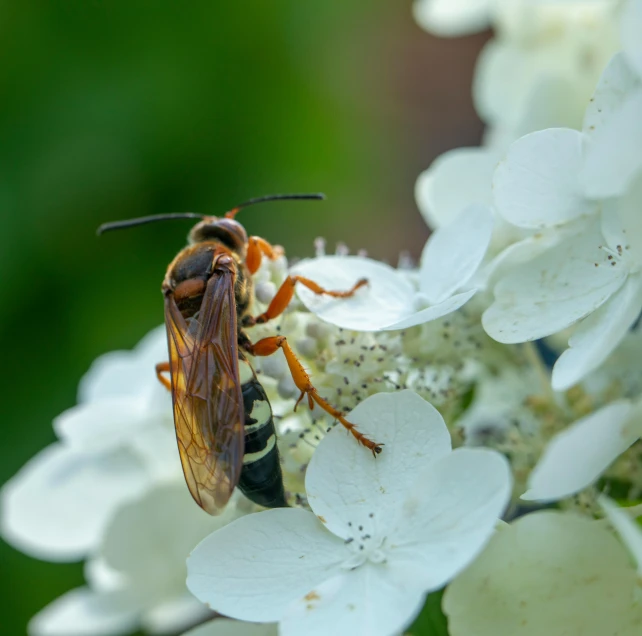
[187,391,512,636]
[182,621,277,636]
[443,511,642,636]
[29,483,232,636]
[599,495,642,589]
[521,400,637,502]
[483,52,642,390]
[8,2,642,635]
[292,204,493,331]
[1,327,177,561]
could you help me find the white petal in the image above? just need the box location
[291,256,417,331]
[1,444,147,560]
[552,276,642,390]
[101,482,227,589]
[606,173,642,265]
[582,52,641,140]
[78,326,167,403]
[419,204,494,304]
[390,448,512,591]
[483,223,627,343]
[415,148,498,229]
[515,75,587,138]
[186,508,344,622]
[412,0,491,37]
[379,290,477,331]
[143,594,212,635]
[483,222,576,287]
[28,587,138,636]
[182,620,277,636]
[621,0,642,80]
[599,496,642,575]
[85,557,126,592]
[305,391,451,539]
[444,511,642,636]
[281,565,426,636]
[581,88,642,198]
[522,401,636,502]
[126,424,183,482]
[493,129,595,229]
[53,397,148,451]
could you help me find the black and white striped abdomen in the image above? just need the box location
[237,358,287,508]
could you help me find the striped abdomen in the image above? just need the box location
[237,358,287,508]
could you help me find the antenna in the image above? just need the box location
[97,193,326,235]
[226,193,325,218]
[97,213,205,236]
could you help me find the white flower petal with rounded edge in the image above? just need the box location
[101,482,228,589]
[1,443,148,561]
[599,496,642,575]
[78,326,168,403]
[515,75,587,137]
[473,39,566,134]
[444,511,642,636]
[379,290,478,331]
[493,129,594,228]
[292,256,416,331]
[483,223,627,343]
[606,174,642,265]
[143,594,212,635]
[522,401,636,502]
[419,204,493,304]
[415,148,498,229]
[305,390,451,539]
[126,424,182,482]
[28,587,139,636]
[390,448,512,591]
[483,220,583,287]
[186,508,344,623]
[85,557,126,592]
[621,0,642,80]
[581,88,642,198]
[583,53,641,140]
[182,620,277,636]
[281,566,426,636]
[53,397,149,451]
[552,276,642,390]
[413,0,491,37]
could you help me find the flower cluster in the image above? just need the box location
[4,1,642,635]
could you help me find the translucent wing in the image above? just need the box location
[164,261,244,514]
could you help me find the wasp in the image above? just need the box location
[98,194,382,515]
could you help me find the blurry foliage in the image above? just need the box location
[0,1,483,632]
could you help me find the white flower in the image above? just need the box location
[186,390,512,636]
[1,327,177,561]
[599,496,642,585]
[443,510,642,636]
[483,52,642,390]
[621,0,642,81]
[474,0,618,146]
[292,204,493,331]
[413,0,493,37]
[29,483,235,636]
[521,401,637,502]
[182,620,277,636]
[415,147,498,230]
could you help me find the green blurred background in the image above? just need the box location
[0,1,485,633]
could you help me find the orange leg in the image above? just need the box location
[155,362,171,391]
[243,335,383,456]
[244,275,368,326]
[246,236,284,275]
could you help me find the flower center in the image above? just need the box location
[339,516,388,570]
